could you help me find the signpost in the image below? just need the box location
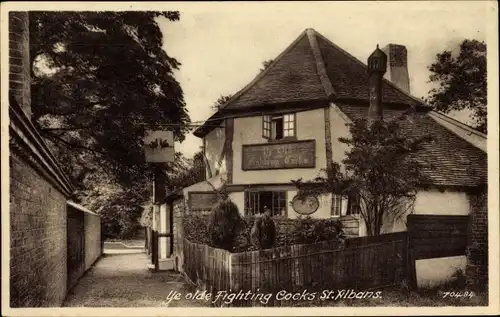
[144,130,175,271]
[242,140,316,170]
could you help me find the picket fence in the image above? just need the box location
[183,232,408,307]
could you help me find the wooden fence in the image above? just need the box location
[183,232,408,307]
[406,214,469,288]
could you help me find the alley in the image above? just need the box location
[63,251,209,307]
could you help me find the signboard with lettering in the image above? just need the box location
[188,192,220,212]
[144,130,175,163]
[242,140,315,170]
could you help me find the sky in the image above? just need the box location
[158,1,490,158]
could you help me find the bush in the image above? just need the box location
[184,214,344,252]
[290,216,343,244]
[183,212,210,245]
[207,198,245,251]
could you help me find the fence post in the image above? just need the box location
[405,231,417,290]
[152,230,159,271]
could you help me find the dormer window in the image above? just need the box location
[262,113,296,140]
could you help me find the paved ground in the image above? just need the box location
[63,251,210,307]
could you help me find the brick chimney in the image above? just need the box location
[9,12,31,119]
[367,45,387,123]
[382,44,410,94]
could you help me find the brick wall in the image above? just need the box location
[10,153,68,307]
[9,11,31,118]
[466,188,488,290]
[9,11,74,308]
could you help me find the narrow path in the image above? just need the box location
[63,251,209,307]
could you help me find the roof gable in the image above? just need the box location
[223,30,329,110]
[315,33,421,106]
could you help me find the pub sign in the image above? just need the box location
[144,130,175,163]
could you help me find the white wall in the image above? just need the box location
[159,203,168,259]
[357,188,470,287]
[416,256,467,288]
[414,189,470,215]
[232,107,328,184]
[229,191,245,216]
[204,122,226,178]
[330,104,352,168]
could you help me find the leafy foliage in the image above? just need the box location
[293,117,432,236]
[289,216,344,244]
[29,11,195,237]
[207,198,245,251]
[29,11,190,187]
[211,94,233,112]
[184,214,344,252]
[425,39,487,133]
[166,150,206,192]
[260,59,274,72]
[183,213,211,245]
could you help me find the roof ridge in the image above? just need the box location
[428,110,487,138]
[312,29,428,108]
[306,28,336,99]
[219,29,313,111]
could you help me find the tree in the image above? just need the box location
[425,39,487,133]
[260,59,274,72]
[293,117,432,236]
[29,11,191,188]
[211,94,233,112]
[166,150,206,192]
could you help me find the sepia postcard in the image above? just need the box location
[1,1,499,316]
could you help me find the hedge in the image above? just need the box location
[183,213,344,253]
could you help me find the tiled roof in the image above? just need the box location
[315,34,420,106]
[216,28,422,112]
[194,28,487,188]
[338,104,487,187]
[223,32,328,110]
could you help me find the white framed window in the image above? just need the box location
[262,115,271,139]
[262,113,296,140]
[244,190,287,217]
[331,194,342,216]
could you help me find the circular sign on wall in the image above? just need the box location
[291,195,320,215]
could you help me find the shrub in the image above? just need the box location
[291,216,343,244]
[183,212,210,245]
[184,213,344,252]
[207,198,245,251]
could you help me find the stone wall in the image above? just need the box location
[466,188,488,290]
